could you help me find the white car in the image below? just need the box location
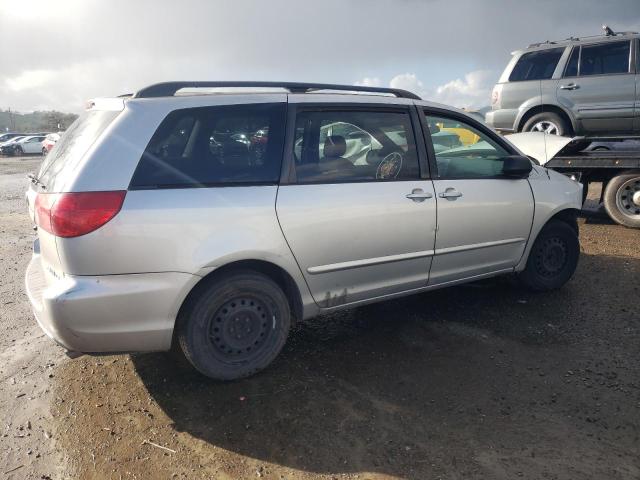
[12,135,47,155]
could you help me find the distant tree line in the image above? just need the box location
[0,109,78,133]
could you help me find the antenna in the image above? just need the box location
[602,24,615,36]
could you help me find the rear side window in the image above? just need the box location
[130,103,286,188]
[292,109,420,183]
[38,110,120,190]
[579,41,630,76]
[509,48,564,81]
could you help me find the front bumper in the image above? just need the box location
[25,251,199,354]
[0,146,16,155]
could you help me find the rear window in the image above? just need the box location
[130,103,286,189]
[38,110,120,189]
[579,41,630,76]
[509,48,564,82]
[292,109,420,183]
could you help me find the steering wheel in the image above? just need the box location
[376,151,403,180]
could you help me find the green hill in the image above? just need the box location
[0,110,78,133]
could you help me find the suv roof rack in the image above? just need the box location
[132,81,421,100]
[527,26,639,49]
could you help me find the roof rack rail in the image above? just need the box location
[526,27,639,49]
[132,81,421,100]
[527,40,557,48]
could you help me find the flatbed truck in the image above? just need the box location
[545,151,640,228]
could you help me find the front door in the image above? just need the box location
[422,110,535,285]
[557,40,636,135]
[277,105,437,308]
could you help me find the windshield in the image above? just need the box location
[37,110,120,190]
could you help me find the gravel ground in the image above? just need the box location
[1,156,638,479]
[0,157,65,479]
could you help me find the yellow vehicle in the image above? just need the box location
[437,119,481,146]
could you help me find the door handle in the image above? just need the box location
[559,83,579,90]
[406,188,433,202]
[438,188,463,199]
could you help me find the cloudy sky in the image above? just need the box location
[1,0,639,113]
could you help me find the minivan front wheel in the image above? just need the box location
[518,220,579,291]
[178,271,291,380]
[522,112,570,136]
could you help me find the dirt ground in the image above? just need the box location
[1,156,639,479]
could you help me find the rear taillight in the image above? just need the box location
[35,191,126,238]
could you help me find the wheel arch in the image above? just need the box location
[517,105,577,134]
[516,206,581,272]
[174,259,305,344]
[548,207,580,234]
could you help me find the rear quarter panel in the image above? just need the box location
[54,187,317,315]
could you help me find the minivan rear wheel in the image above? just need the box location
[177,271,290,380]
[522,112,570,136]
[518,220,579,291]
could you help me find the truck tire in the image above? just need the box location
[522,112,571,136]
[603,172,640,228]
[518,219,580,291]
[177,270,291,380]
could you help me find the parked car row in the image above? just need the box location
[0,132,61,156]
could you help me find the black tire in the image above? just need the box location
[177,271,291,380]
[42,147,47,156]
[14,146,23,156]
[518,220,580,291]
[522,112,571,136]
[602,172,640,229]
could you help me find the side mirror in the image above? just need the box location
[502,155,533,178]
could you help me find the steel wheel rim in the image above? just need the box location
[535,237,568,277]
[615,177,640,220]
[530,121,560,135]
[208,295,275,363]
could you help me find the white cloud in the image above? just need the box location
[389,73,425,94]
[5,70,55,92]
[357,70,494,110]
[433,70,494,109]
[354,77,382,87]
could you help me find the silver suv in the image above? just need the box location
[486,29,640,139]
[25,82,582,380]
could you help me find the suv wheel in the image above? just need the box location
[177,271,291,380]
[522,112,570,136]
[518,220,579,291]
[603,172,640,228]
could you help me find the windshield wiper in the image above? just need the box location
[27,173,46,190]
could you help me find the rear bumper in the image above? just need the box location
[485,109,518,132]
[25,252,199,354]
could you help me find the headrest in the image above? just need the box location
[323,135,346,158]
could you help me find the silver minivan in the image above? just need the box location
[25,82,582,380]
[486,29,640,139]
